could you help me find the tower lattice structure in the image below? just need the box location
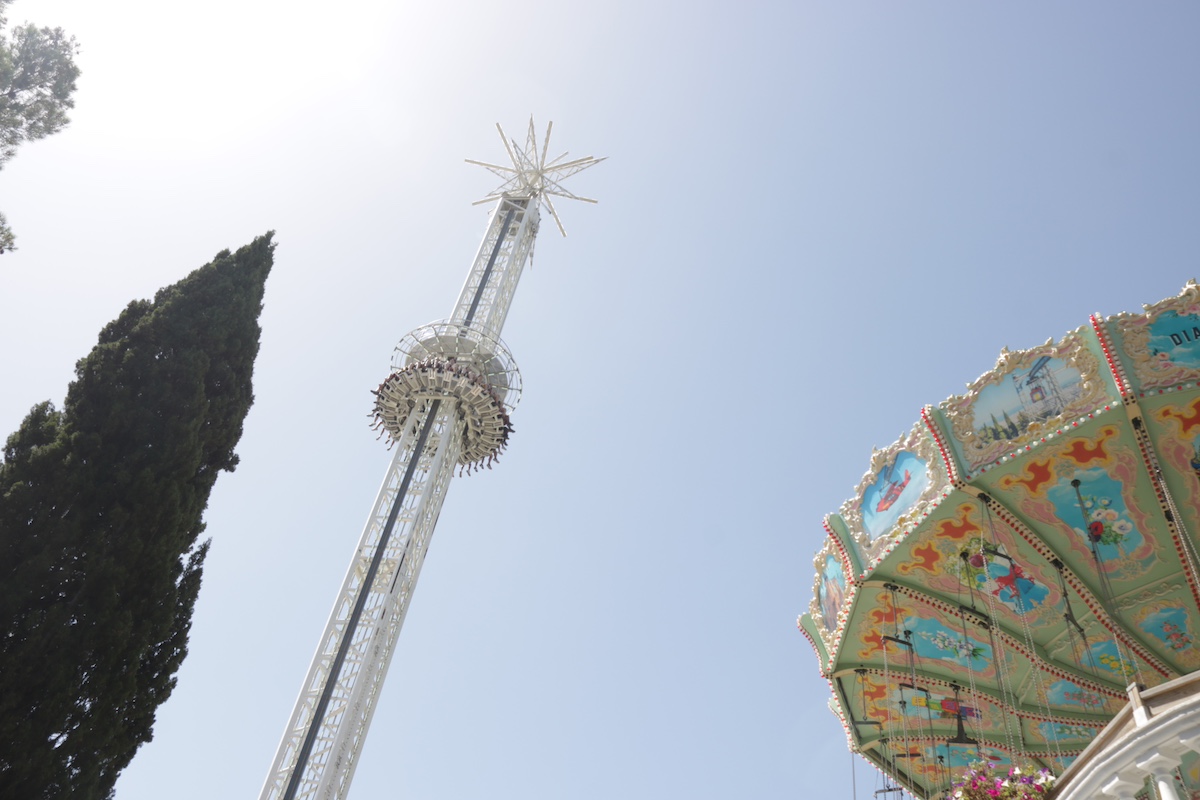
[260,121,602,800]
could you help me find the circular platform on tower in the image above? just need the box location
[800,281,1200,799]
[393,321,522,411]
[371,322,521,470]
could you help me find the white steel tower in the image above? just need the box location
[260,120,603,800]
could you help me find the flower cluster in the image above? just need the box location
[1163,620,1193,651]
[1082,495,1133,545]
[1098,652,1138,678]
[950,764,1055,800]
[929,630,985,662]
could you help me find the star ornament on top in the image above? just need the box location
[467,118,605,237]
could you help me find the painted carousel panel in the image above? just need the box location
[937,331,1117,477]
[835,421,952,567]
[1110,280,1200,393]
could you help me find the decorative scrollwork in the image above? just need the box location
[1113,279,1200,392]
[939,330,1109,474]
[838,422,949,562]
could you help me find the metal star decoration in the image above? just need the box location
[466,117,605,236]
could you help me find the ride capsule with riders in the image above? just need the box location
[799,281,1200,799]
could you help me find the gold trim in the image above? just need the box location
[809,537,850,652]
[1113,279,1200,391]
[939,330,1108,474]
[838,422,949,562]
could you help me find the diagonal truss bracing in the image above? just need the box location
[261,402,461,800]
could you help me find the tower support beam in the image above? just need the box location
[453,195,537,339]
[262,400,461,800]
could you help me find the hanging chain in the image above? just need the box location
[958,604,983,763]
[983,621,1018,759]
[1071,478,1144,689]
[981,497,1067,771]
[880,596,899,794]
[973,499,1020,760]
[907,641,947,796]
[1135,415,1200,602]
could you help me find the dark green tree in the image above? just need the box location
[0,234,275,799]
[0,0,81,252]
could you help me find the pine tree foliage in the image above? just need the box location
[0,0,81,252]
[0,233,275,799]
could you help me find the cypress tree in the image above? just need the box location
[0,233,275,799]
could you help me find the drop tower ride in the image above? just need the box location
[260,121,603,800]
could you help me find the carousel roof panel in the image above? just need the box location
[800,281,1200,800]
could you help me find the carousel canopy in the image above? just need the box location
[800,281,1200,799]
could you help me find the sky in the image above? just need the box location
[1,2,1199,799]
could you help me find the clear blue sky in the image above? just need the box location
[2,2,1198,798]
